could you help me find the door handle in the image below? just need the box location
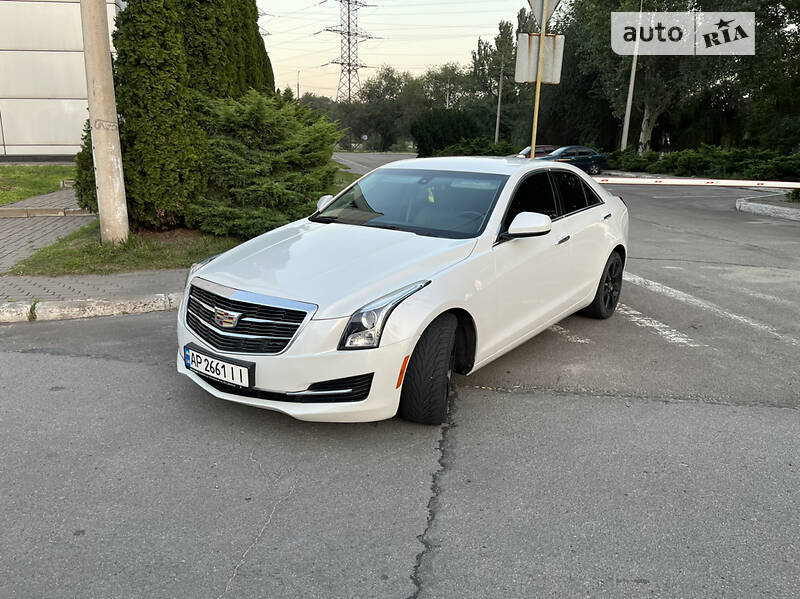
[557,235,570,245]
[603,213,612,220]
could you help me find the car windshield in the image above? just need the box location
[311,169,509,239]
[546,148,566,157]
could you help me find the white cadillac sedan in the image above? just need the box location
[177,157,628,424]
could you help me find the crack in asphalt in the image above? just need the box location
[408,388,458,599]
[466,384,799,411]
[216,454,297,599]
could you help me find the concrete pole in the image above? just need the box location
[494,61,504,144]
[80,0,128,244]
[621,0,644,152]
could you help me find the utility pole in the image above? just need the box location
[80,0,128,244]
[297,70,300,99]
[621,0,644,151]
[494,62,504,143]
[530,0,549,157]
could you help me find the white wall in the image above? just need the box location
[0,0,120,156]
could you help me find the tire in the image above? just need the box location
[589,163,601,175]
[398,313,458,425]
[581,251,623,319]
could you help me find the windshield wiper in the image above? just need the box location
[310,215,338,223]
[363,222,399,230]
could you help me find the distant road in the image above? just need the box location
[333,151,415,175]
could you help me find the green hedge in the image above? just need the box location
[607,145,800,181]
[433,137,517,157]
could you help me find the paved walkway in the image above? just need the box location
[0,269,186,303]
[0,214,95,272]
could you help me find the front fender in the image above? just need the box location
[380,278,473,349]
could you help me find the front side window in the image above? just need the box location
[312,169,508,239]
[500,172,558,234]
[551,171,587,214]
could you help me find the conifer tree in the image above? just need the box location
[112,0,206,229]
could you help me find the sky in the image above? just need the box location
[256,0,540,99]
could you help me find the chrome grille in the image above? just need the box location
[185,279,315,355]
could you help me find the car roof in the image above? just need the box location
[379,156,552,176]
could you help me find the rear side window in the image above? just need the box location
[578,150,593,156]
[582,181,603,207]
[562,150,576,158]
[552,171,587,214]
[500,172,558,234]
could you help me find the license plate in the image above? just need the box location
[184,344,253,388]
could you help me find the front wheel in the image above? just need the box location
[398,313,458,425]
[589,163,601,175]
[581,251,623,319]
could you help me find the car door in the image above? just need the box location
[486,171,572,355]
[575,148,594,172]
[550,169,610,302]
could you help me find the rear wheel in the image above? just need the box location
[589,163,601,175]
[582,251,623,319]
[398,313,458,425]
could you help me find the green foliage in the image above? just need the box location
[177,0,274,97]
[606,145,800,181]
[433,137,516,157]
[411,109,481,157]
[185,91,341,238]
[787,190,800,203]
[74,120,97,213]
[113,0,206,230]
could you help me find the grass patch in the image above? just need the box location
[0,165,76,207]
[329,163,360,196]
[5,221,240,277]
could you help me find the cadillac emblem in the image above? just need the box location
[213,307,242,329]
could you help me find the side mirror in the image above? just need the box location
[316,194,334,212]
[506,212,552,238]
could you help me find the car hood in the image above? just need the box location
[195,219,477,319]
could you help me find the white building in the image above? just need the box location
[0,0,121,157]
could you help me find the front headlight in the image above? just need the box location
[338,281,430,350]
[185,253,220,288]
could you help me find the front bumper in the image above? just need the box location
[176,309,413,422]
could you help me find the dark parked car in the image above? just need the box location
[516,145,556,158]
[536,145,607,175]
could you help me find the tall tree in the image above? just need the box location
[113,0,206,229]
[178,0,274,97]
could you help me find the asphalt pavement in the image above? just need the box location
[1,157,799,598]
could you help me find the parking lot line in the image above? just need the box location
[623,272,800,347]
[617,303,705,347]
[549,324,593,344]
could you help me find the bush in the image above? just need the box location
[787,189,800,203]
[433,137,516,157]
[410,109,481,157]
[185,91,341,238]
[74,121,97,213]
[603,145,800,181]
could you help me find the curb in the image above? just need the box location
[0,207,94,218]
[0,292,183,324]
[736,199,800,222]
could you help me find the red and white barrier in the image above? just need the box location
[592,176,800,189]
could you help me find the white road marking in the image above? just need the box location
[549,324,593,344]
[617,303,705,347]
[662,265,684,270]
[623,272,800,347]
